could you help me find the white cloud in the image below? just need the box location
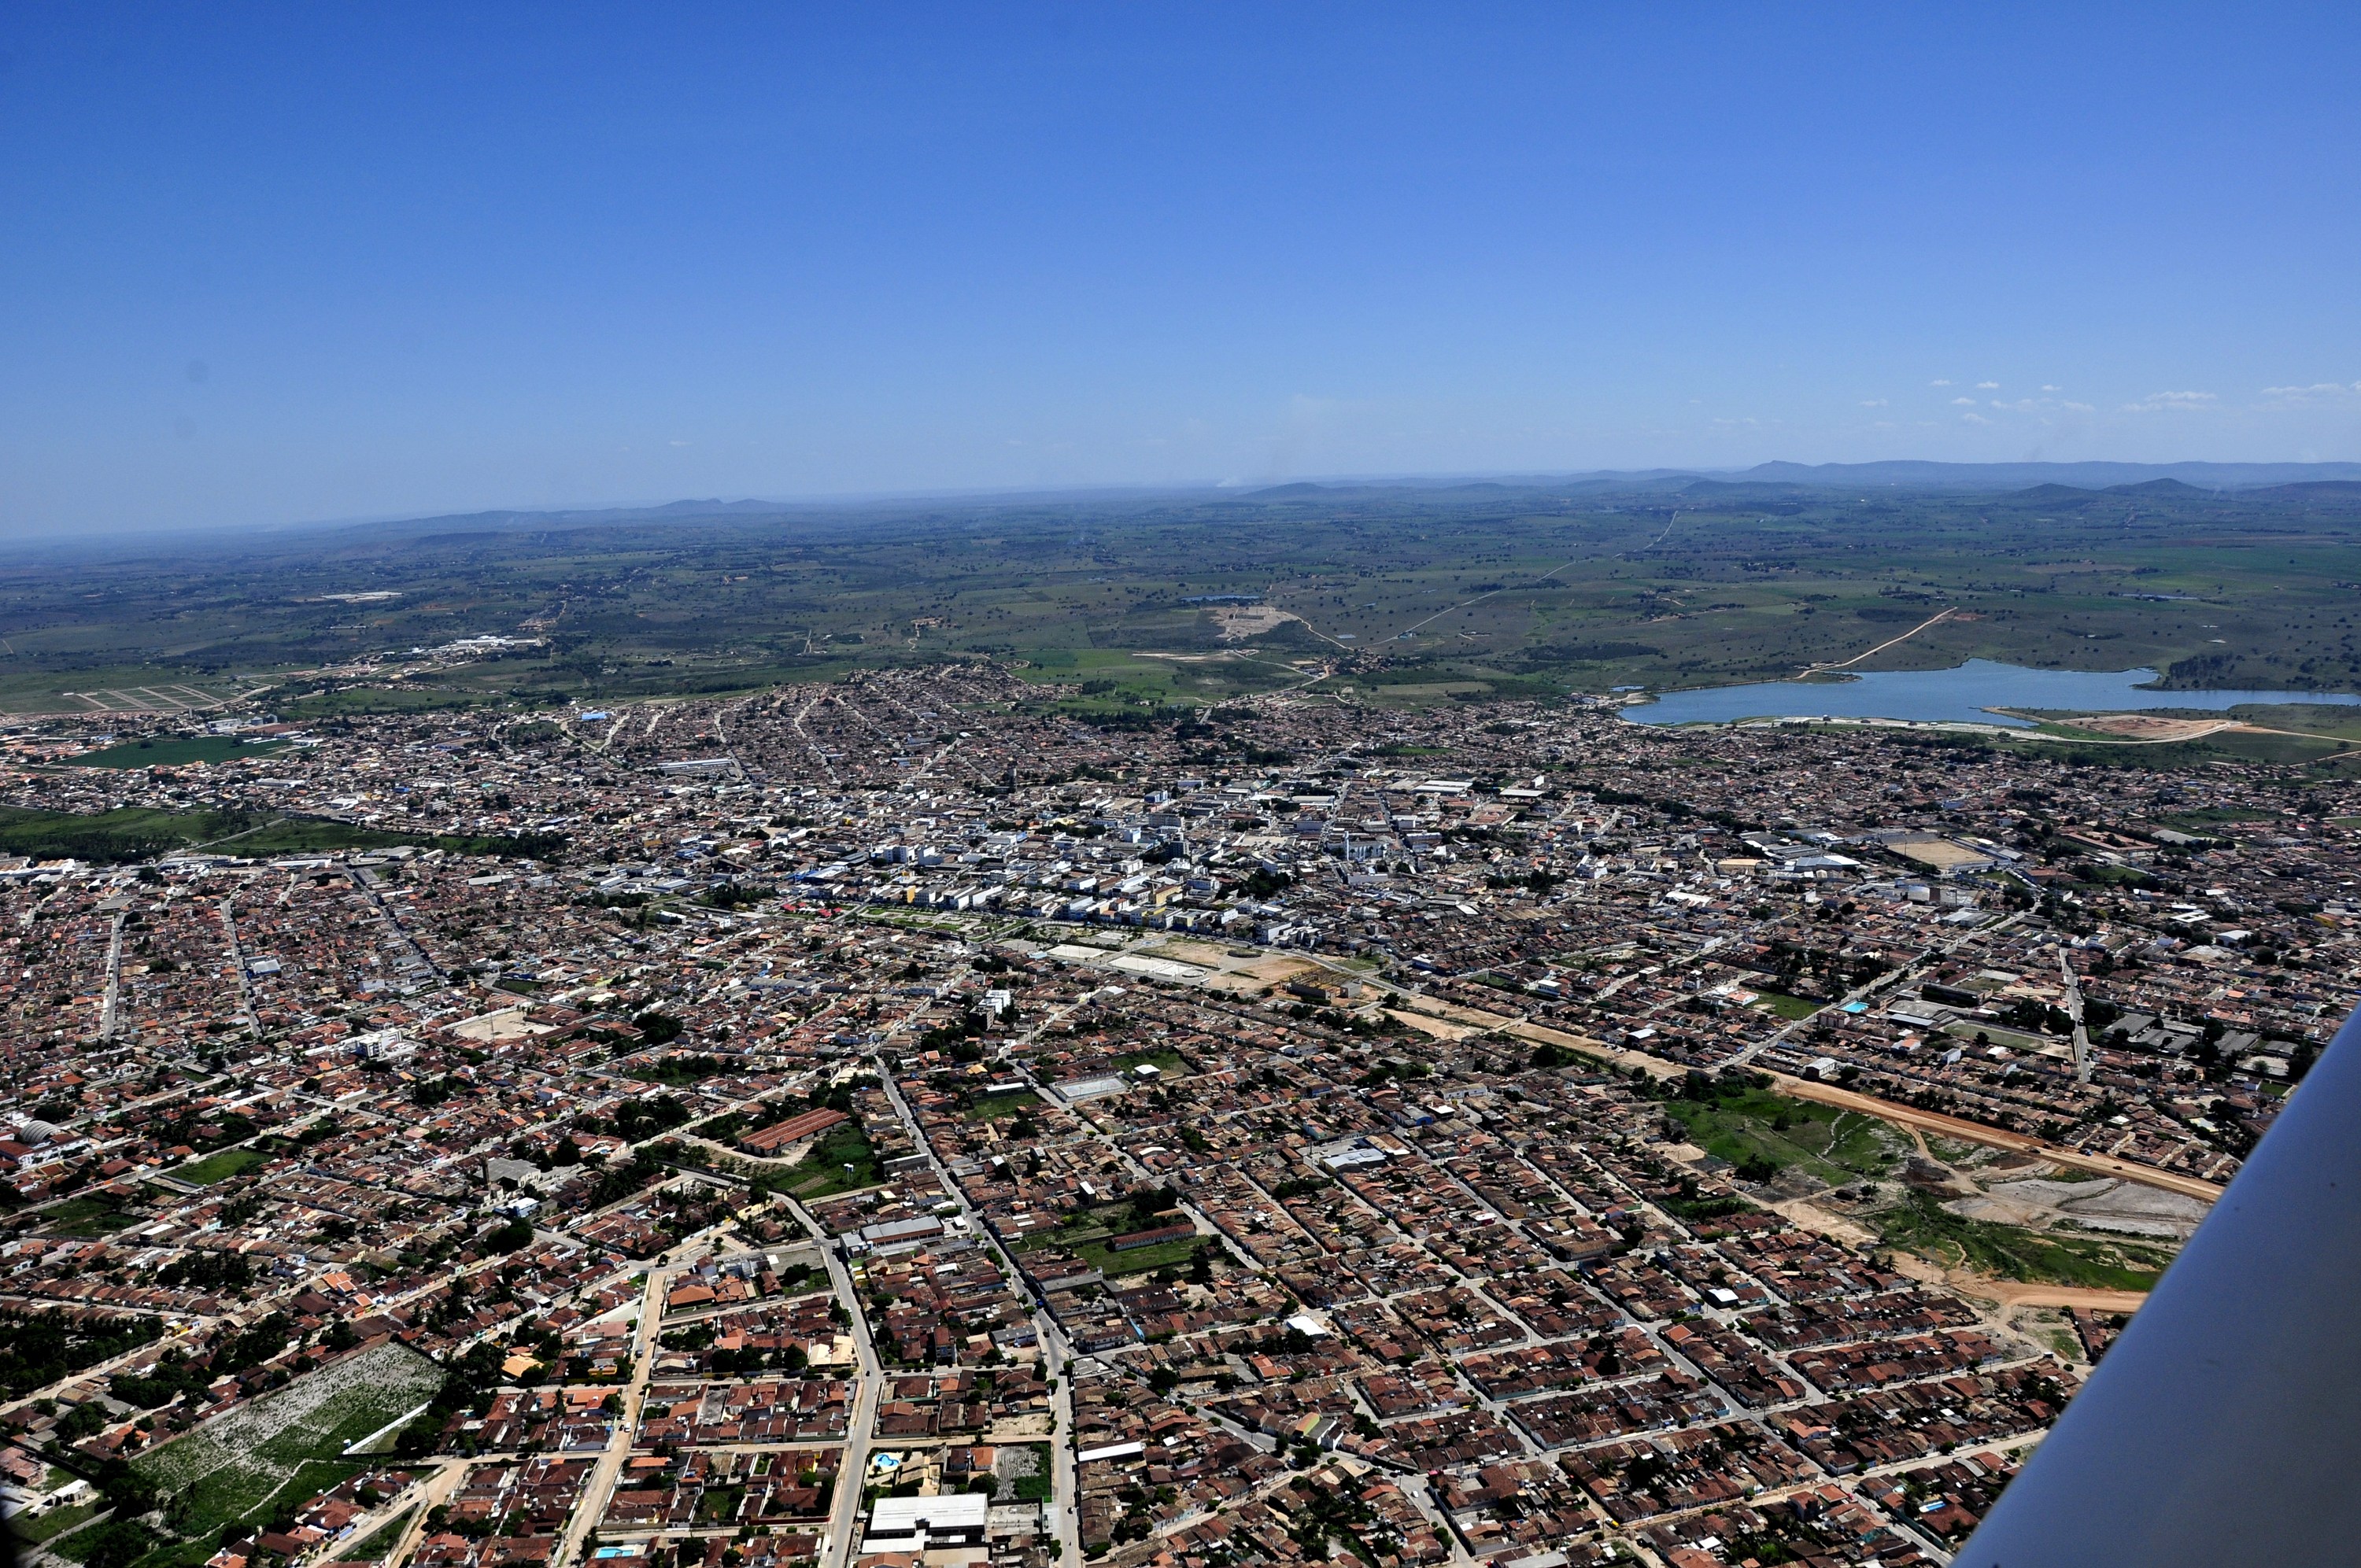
[1961,411,1991,424]
[1976,381,2000,389]
[2259,381,2361,402]
[2041,384,2060,393]
[1929,378,1952,387]
[1951,397,1977,405]
[2123,390,2217,411]
[1860,398,1888,407]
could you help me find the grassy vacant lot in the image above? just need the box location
[172,1148,270,1186]
[0,805,556,866]
[784,1121,881,1197]
[1748,991,1825,1022]
[1110,1050,1190,1080]
[1011,1199,1210,1278]
[1013,1226,1208,1279]
[275,687,508,719]
[0,806,254,865]
[39,1197,135,1237]
[66,737,286,769]
[13,1499,99,1544]
[1878,1193,2174,1293]
[122,1342,443,1566]
[960,1089,1045,1123]
[1007,1444,1055,1503]
[1073,1234,1208,1277]
[1660,1082,1896,1186]
[0,667,252,720]
[341,1509,416,1564]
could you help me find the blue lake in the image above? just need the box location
[1625,659,2361,728]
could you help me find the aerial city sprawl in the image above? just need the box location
[3,650,2354,1568]
[13,4,2361,1559]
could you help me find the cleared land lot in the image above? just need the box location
[116,1343,443,1566]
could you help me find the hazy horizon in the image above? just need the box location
[13,456,2361,551]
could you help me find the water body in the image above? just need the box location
[1625,659,2361,728]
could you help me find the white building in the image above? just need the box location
[863,1492,991,1554]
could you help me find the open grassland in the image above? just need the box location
[0,485,2351,717]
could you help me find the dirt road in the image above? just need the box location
[1261,963,2222,1206]
[1765,1072,2226,1203]
[1963,1280,2151,1312]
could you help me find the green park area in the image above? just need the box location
[1657,1075,1897,1186]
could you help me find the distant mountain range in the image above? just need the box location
[1713,459,2361,491]
[1243,460,2361,497]
[42,462,2361,558]
[316,463,2361,537]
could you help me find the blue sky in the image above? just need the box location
[4,3,2358,533]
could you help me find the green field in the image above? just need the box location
[1011,1202,1210,1278]
[39,1197,136,1237]
[1748,991,1824,1021]
[172,1148,270,1186]
[0,806,258,864]
[1070,1234,1208,1277]
[66,736,287,769]
[960,1089,1045,1122]
[1878,1193,2175,1292]
[1659,1082,1897,1185]
[1014,1226,1209,1278]
[783,1122,881,1197]
[275,687,508,718]
[0,805,560,866]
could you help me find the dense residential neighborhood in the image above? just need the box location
[2,664,2354,1568]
